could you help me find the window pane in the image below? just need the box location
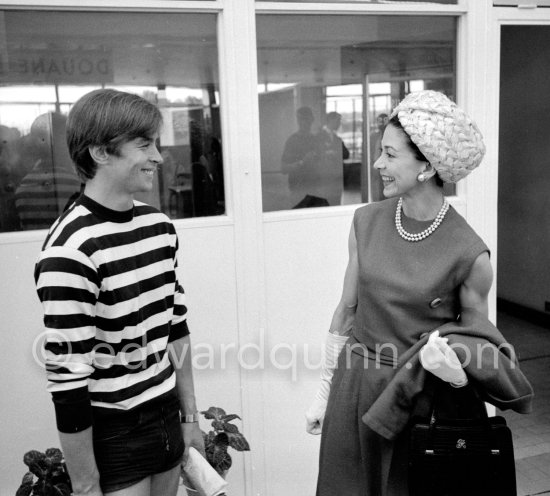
[256,1,457,4]
[257,15,457,212]
[0,11,223,232]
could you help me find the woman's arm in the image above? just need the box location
[459,251,493,317]
[329,222,359,336]
[305,222,359,434]
[420,252,493,387]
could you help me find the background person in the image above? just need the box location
[281,106,323,208]
[305,90,533,495]
[15,113,81,230]
[0,124,23,231]
[316,111,350,206]
[34,89,204,496]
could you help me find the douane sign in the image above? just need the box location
[0,49,113,84]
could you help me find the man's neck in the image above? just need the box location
[84,181,133,211]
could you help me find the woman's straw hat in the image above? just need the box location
[391,90,486,183]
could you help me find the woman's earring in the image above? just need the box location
[417,172,426,183]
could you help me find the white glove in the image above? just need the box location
[419,330,468,387]
[305,332,348,435]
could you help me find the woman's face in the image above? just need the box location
[374,124,426,198]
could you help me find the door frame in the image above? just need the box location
[488,5,550,319]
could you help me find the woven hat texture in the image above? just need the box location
[390,90,485,183]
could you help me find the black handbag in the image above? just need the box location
[409,382,517,496]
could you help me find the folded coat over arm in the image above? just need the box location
[362,307,534,440]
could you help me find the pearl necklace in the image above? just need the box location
[395,197,449,242]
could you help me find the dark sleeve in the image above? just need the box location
[170,235,190,342]
[35,246,99,433]
[169,281,191,342]
[342,140,350,160]
[52,388,93,433]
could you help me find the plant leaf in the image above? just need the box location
[32,479,46,496]
[23,450,46,468]
[227,432,251,451]
[45,448,63,465]
[26,462,46,479]
[214,432,229,448]
[21,472,34,487]
[221,414,241,422]
[53,483,72,496]
[212,420,225,432]
[200,407,226,420]
[222,422,238,433]
[211,446,232,474]
[15,484,32,496]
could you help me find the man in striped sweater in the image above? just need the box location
[34,89,205,496]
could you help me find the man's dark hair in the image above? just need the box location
[296,106,314,120]
[66,89,162,181]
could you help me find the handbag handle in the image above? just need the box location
[428,379,489,426]
[425,380,502,454]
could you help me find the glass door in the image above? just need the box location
[495,8,550,496]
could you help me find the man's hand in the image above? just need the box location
[58,428,102,496]
[181,422,206,466]
[169,336,205,464]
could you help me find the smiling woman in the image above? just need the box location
[306,90,533,496]
[374,124,430,199]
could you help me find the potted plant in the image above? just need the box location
[200,406,250,476]
[16,448,72,496]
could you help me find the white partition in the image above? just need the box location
[0,236,60,496]
[261,210,353,493]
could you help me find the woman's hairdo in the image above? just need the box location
[390,90,485,183]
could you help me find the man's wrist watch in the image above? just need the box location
[180,411,200,423]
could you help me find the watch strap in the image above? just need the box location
[180,411,200,423]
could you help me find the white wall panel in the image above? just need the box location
[175,223,245,495]
[0,236,58,496]
[261,211,354,495]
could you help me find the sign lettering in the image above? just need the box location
[0,49,113,83]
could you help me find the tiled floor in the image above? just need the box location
[497,310,550,496]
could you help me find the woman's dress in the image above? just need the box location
[316,197,488,496]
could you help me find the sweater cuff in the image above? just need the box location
[52,387,93,433]
[168,320,190,343]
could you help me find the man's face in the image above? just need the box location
[297,114,313,132]
[327,116,341,131]
[107,134,163,196]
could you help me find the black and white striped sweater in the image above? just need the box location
[34,194,189,433]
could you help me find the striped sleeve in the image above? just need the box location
[34,245,100,433]
[169,235,189,342]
